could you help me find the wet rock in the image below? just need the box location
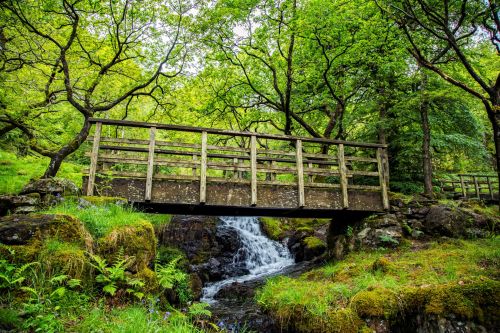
[157,215,220,264]
[215,282,256,301]
[158,215,248,282]
[0,193,40,216]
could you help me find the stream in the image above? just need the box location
[200,216,296,332]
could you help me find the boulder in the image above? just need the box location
[0,214,93,266]
[357,214,403,249]
[0,214,92,248]
[20,178,79,205]
[0,193,40,216]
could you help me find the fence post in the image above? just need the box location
[145,126,156,201]
[200,131,208,204]
[487,176,494,200]
[250,135,257,206]
[377,148,390,210]
[296,139,305,208]
[459,175,467,198]
[86,121,102,196]
[473,175,480,199]
[337,144,349,209]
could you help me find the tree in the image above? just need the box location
[0,0,191,177]
[376,0,500,197]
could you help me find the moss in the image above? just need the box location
[136,267,158,293]
[97,220,156,272]
[371,256,393,273]
[38,239,92,281]
[303,236,327,250]
[80,196,128,206]
[351,288,399,318]
[296,226,314,234]
[260,217,284,240]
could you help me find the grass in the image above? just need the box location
[74,305,202,333]
[256,238,500,332]
[0,150,83,194]
[42,199,171,238]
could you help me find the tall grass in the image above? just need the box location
[42,199,171,238]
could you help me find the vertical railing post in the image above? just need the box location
[377,147,390,210]
[233,158,239,179]
[487,176,494,200]
[192,155,198,177]
[200,131,208,204]
[337,143,349,209]
[250,135,257,206]
[473,175,480,199]
[271,160,277,181]
[86,121,102,196]
[296,139,305,208]
[307,162,313,183]
[459,175,467,198]
[145,126,156,201]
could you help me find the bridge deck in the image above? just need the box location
[84,118,390,216]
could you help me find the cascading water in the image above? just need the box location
[201,216,294,302]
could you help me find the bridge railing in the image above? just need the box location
[84,118,390,210]
[438,174,498,200]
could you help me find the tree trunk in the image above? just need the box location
[420,70,433,198]
[42,117,91,178]
[493,111,500,210]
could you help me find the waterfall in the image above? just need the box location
[201,216,294,302]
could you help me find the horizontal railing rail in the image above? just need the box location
[438,174,498,200]
[85,118,390,210]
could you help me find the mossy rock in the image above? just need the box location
[260,217,284,240]
[371,256,393,273]
[97,220,156,272]
[303,236,327,250]
[38,239,92,281]
[0,214,93,262]
[351,288,400,319]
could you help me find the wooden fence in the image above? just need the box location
[438,174,499,200]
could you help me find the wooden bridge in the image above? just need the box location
[83,118,390,217]
[438,174,499,202]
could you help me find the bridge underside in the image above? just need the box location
[84,176,384,218]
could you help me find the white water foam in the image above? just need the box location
[201,216,294,302]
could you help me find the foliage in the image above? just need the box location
[88,251,144,300]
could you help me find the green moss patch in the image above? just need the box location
[97,220,157,272]
[259,217,330,240]
[303,236,327,250]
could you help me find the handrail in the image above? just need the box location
[88,118,387,149]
